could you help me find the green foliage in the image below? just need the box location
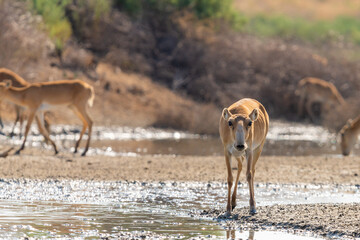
[77,0,111,20]
[113,0,247,29]
[244,14,360,45]
[29,0,111,50]
[30,0,72,50]
[113,0,142,15]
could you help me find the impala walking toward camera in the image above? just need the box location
[219,98,269,215]
[0,79,94,156]
[339,115,360,156]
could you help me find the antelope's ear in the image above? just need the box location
[249,108,259,121]
[4,80,12,89]
[346,119,353,126]
[222,108,231,121]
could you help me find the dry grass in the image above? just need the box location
[234,0,360,20]
[95,63,219,134]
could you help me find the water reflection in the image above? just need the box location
[226,229,255,240]
[226,229,321,240]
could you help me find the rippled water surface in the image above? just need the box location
[0,179,359,239]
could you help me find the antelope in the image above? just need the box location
[0,68,31,136]
[0,79,94,156]
[219,98,269,215]
[339,115,360,156]
[296,77,345,122]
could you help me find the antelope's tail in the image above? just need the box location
[88,85,95,107]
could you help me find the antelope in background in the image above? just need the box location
[0,79,94,156]
[219,98,269,215]
[296,77,346,123]
[0,68,51,136]
[339,115,360,156]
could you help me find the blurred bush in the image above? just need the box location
[113,0,246,29]
[28,0,111,51]
[29,0,72,50]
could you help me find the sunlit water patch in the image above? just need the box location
[1,120,358,156]
[0,179,358,238]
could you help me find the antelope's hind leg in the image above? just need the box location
[70,103,93,156]
[9,106,21,138]
[35,113,58,154]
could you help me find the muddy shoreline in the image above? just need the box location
[200,203,360,239]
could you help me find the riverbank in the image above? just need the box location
[201,203,360,239]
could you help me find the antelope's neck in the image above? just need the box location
[4,88,27,107]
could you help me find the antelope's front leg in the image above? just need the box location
[231,156,243,210]
[224,151,233,214]
[15,110,36,155]
[246,151,256,214]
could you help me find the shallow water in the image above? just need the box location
[1,120,358,156]
[0,179,358,239]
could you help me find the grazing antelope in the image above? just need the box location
[0,79,94,156]
[339,115,360,156]
[296,77,345,122]
[219,98,269,215]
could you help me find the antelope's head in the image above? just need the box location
[339,119,354,156]
[222,108,259,154]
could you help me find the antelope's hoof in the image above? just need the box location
[14,150,21,155]
[250,207,257,215]
[81,151,87,157]
[54,150,59,155]
[225,211,232,218]
[232,204,236,210]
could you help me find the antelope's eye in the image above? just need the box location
[228,121,233,127]
[248,121,252,127]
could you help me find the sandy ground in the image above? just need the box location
[0,147,358,184]
[0,146,359,239]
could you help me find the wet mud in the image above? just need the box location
[201,203,360,239]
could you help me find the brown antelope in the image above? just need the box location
[0,79,94,156]
[0,68,31,135]
[339,115,360,156]
[219,98,269,215]
[296,77,345,122]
